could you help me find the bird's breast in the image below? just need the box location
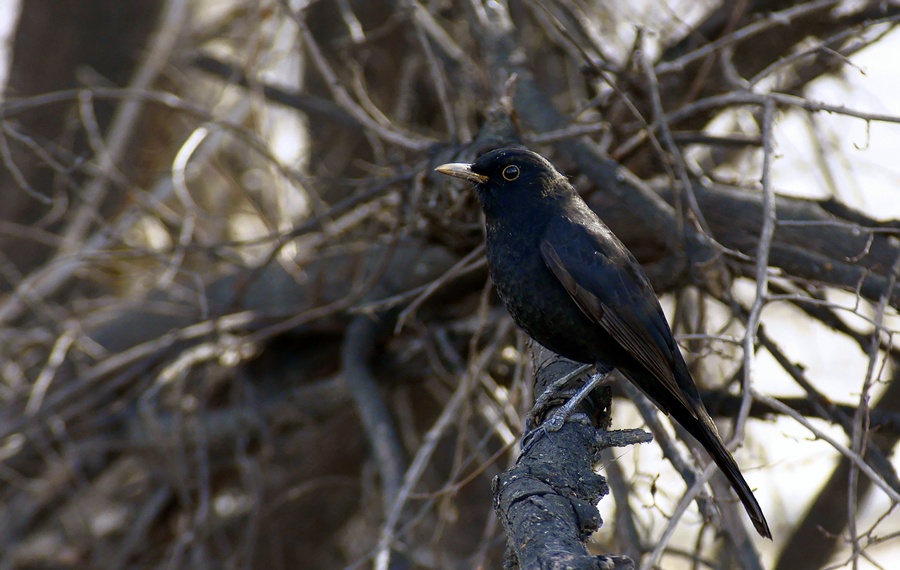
[484,221,616,365]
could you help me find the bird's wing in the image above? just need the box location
[540,220,696,416]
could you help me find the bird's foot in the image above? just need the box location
[524,363,592,432]
[521,367,613,453]
[544,368,612,432]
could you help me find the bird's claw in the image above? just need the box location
[520,425,547,454]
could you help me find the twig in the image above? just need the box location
[342,316,407,510]
[394,243,486,332]
[411,2,457,139]
[641,460,719,570]
[0,97,254,325]
[656,0,842,74]
[620,382,719,524]
[600,448,646,561]
[24,326,76,415]
[373,319,513,570]
[738,98,777,440]
[62,0,189,258]
[286,3,436,151]
[752,391,900,504]
[849,247,900,564]
[749,15,900,87]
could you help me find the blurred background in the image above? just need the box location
[0,0,899,568]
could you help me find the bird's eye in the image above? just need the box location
[502,165,520,181]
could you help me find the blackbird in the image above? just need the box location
[435,147,771,539]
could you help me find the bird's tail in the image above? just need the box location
[677,409,772,539]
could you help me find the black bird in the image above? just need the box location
[435,147,771,539]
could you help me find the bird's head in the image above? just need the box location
[435,148,572,218]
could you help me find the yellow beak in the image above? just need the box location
[434,163,489,184]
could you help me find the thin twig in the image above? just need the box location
[656,0,842,74]
[373,319,513,570]
[738,98,777,439]
[752,391,900,504]
[286,3,436,151]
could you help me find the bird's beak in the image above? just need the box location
[434,163,489,184]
